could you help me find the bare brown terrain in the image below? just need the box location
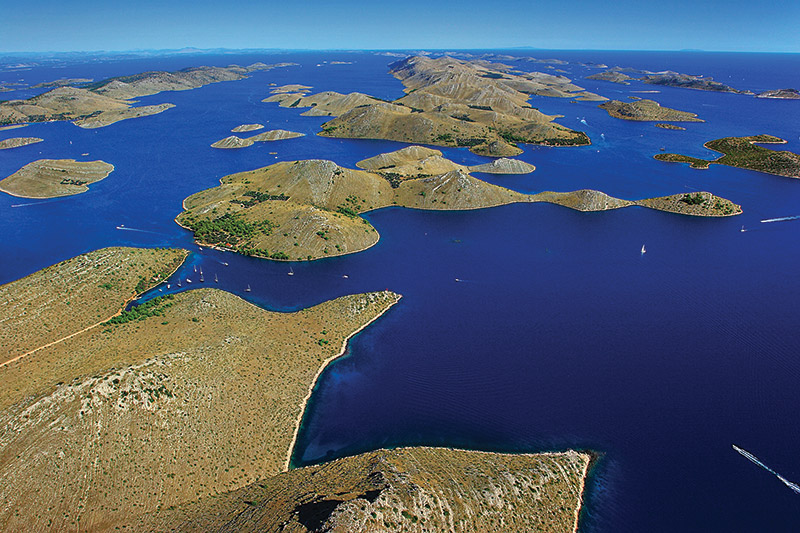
[0,158,114,198]
[178,146,742,262]
[264,56,598,156]
[135,447,590,533]
[0,247,187,366]
[599,99,703,122]
[0,136,42,150]
[0,277,399,531]
[0,63,295,128]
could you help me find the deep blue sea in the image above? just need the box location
[2,50,799,531]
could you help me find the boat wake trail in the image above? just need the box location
[11,199,65,208]
[760,215,800,224]
[733,444,800,494]
[116,225,164,235]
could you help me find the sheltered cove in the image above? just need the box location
[0,248,590,532]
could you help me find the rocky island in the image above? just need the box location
[587,68,747,94]
[0,136,43,150]
[177,146,741,262]
[0,63,294,128]
[265,55,600,156]
[755,88,800,99]
[0,249,590,532]
[655,135,800,178]
[232,123,264,132]
[599,99,703,122]
[0,158,115,198]
[211,129,305,148]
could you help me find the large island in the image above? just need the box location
[177,146,742,262]
[265,55,600,156]
[654,135,800,178]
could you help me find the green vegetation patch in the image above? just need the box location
[184,212,276,247]
[654,135,800,178]
[105,295,175,325]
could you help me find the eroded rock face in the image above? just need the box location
[134,447,591,533]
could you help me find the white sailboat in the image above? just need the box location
[288,266,294,276]
[214,273,218,283]
[641,244,646,255]
[199,267,204,282]
[245,284,251,292]
[741,225,746,232]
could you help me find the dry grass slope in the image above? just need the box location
[0,159,115,198]
[0,284,399,532]
[0,247,187,367]
[599,99,703,122]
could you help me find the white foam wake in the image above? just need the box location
[733,444,800,494]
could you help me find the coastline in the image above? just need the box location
[0,249,188,368]
[284,291,402,471]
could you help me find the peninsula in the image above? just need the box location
[0,250,590,532]
[654,135,800,178]
[177,146,741,262]
[0,63,295,128]
[264,56,599,156]
[0,159,115,198]
[599,99,703,122]
[0,136,43,150]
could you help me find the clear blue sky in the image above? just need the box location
[1,0,798,53]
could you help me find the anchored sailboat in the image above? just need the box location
[641,244,646,255]
[245,284,251,292]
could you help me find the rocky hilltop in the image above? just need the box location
[470,157,536,174]
[136,447,590,533]
[599,99,703,122]
[0,159,115,198]
[178,147,742,261]
[655,135,800,178]
[265,55,598,156]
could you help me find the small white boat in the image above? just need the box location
[186,279,192,284]
[245,284,251,292]
[167,284,171,289]
[214,273,218,283]
[741,225,746,232]
[288,266,294,276]
[342,275,349,279]
[221,261,229,266]
[641,244,646,255]
[177,280,182,287]
[193,265,197,273]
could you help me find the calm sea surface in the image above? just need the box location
[2,50,799,531]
